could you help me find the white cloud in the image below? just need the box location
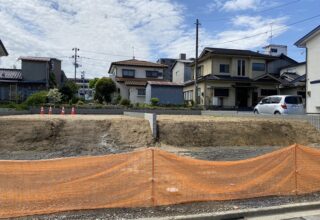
[0,0,185,78]
[0,1,290,79]
[208,0,263,12]
[160,15,288,58]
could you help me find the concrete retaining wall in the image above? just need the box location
[124,112,157,138]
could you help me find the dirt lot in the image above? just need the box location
[158,115,320,147]
[1,114,320,219]
[0,115,153,160]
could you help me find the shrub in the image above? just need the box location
[25,91,48,106]
[70,96,79,105]
[47,88,62,106]
[59,80,79,102]
[120,98,130,106]
[150,97,159,106]
[76,100,85,105]
[94,77,116,103]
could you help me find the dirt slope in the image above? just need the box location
[158,115,320,147]
[0,115,153,159]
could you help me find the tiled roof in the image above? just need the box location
[205,74,253,82]
[201,47,277,59]
[0,69,22,80]
[147,81,183,86]
[110,59,167,69]
[19,56,60,62]
[115,77,164,86]
[0,39,8,56]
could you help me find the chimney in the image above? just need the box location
[179,53,186,60]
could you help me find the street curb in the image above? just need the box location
[139,201,320,220]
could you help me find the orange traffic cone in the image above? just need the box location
[61,106,65,115]
[71,107,76,115]
[40,106,44,115]
[48,106,52,115]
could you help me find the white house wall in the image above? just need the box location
[280,64,306,76]
[306,34,320,113]
[129,86,145,104]
[172,62,185,83]
[116,66,164,79]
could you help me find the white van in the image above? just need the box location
[253,95,305,115]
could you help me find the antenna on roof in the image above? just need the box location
[132,46,135,59]
[269,22,273,44]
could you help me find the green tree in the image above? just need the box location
[59,80,79,102]
[89,78,99,89]
[94,77,116,103]
[47,88,62,107]
[25,91,48,106]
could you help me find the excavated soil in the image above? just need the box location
[0,115,153,160]
[2,114,320,219]
[158,115,320,147]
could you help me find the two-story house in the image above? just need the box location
[171,54,193,84]
[0,56,65,102]
[183,47,297,109]
[295,25,320,114]
[109,59,167,104]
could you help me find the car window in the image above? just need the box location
[261,98,269,104]
[270,97,281,104]
[285,96,302,104]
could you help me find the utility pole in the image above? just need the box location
[81,71,85,99]
[194,19,200,105]
[72,48,80,82]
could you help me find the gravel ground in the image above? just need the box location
[13,193,320,220]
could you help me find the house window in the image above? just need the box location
[146,71,161,78]
[237,60,246,76]
[261,89,277,96]
[122,69,135,78]
[219,64,230,73]
[196,66,203,78]
[271,48,278,53]
[184,90,193,101]
[252,63,266,71]
[214,88,229,97]
[137,88,146,96]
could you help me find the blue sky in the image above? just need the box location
[0,0,319,78]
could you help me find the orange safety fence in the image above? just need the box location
[1,144,320,218]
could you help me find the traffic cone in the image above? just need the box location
[71,107,76,115]
[48,106,52,115]
[40,106,44,115]
[61,106,65,115]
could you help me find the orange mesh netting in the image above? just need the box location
[1,144,320,218]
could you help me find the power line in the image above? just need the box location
[200,13,320,48]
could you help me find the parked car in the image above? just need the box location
[253,95,305,115]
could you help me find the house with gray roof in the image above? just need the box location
[279,62,306,102]
[109,58,167,104]
[0,55,66,102]
[183,46,298,109]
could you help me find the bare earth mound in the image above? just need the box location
[0,115,153,160]
[158,115,320,147]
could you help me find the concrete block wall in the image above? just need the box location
[124,112,157,138]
